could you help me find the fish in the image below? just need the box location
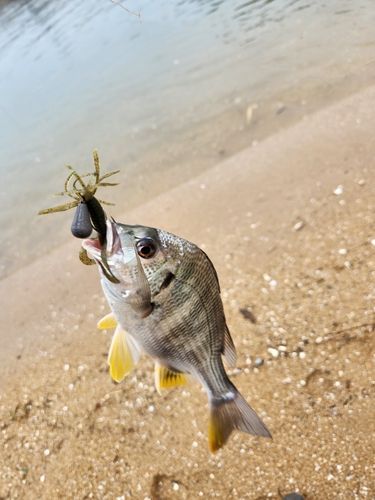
[82,220,271,452]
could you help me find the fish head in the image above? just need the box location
[82,220,181,280]
[82,220,184,316]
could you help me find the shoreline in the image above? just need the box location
[2,81,375,388]
[3,61,375,283]
[1,85,375,498]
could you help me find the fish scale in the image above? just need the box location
[83,220,271,452]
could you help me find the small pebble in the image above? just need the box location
[282,494,305,500]
[315,336,323,344]
[172,482,179,491]
[338,248,347,255]
[255,358,264,366]
[246,106,253,124]
[333,185,343,195]
[268,348,279,359]
[44,449,50,456]
[293,221,305,231]
[299,352,306,359]
[278,345,288,352]
[63,364,70,371]
[269,279,277,290]
[40,475,45,483]
[239,308,256,323]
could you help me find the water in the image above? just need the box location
[0,0,374,279]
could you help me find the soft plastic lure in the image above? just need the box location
[38,150,121,283]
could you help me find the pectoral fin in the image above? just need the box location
[154,362,190,395]
[98,312,118,329]
[107,325,141,382]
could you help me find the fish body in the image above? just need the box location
[83,220,271,451]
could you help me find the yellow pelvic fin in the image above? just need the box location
[98,312,118,330]
[154,362,189,395]
[107,325,140,383]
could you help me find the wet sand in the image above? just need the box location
[1,86,375,498]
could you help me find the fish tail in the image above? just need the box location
[208,390,271,453]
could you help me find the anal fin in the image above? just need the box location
[154,362,190,395]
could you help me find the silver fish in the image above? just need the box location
[83,220,271,452]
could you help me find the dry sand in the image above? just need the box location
[1,85,375,499]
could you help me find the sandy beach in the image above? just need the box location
[1,85,375,498]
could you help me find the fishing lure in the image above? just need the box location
[38,150,121,283]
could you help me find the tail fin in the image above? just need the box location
[208,391,271,453]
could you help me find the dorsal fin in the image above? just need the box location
[199,248,220,291]
[222,324,237,367]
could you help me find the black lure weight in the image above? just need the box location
[71,201,92,239]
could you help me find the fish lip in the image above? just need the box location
[82,236,102,259]
[105,219,115,254]
[82,220,122,261]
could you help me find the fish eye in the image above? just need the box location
[136,238,157,259]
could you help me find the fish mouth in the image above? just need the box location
[82,219,122,262]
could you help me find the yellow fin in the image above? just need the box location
[208,411,225,453]
[208,392,271,453]
[98,312,118,330]
[154,362,189,395]
[108,325,140,382]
